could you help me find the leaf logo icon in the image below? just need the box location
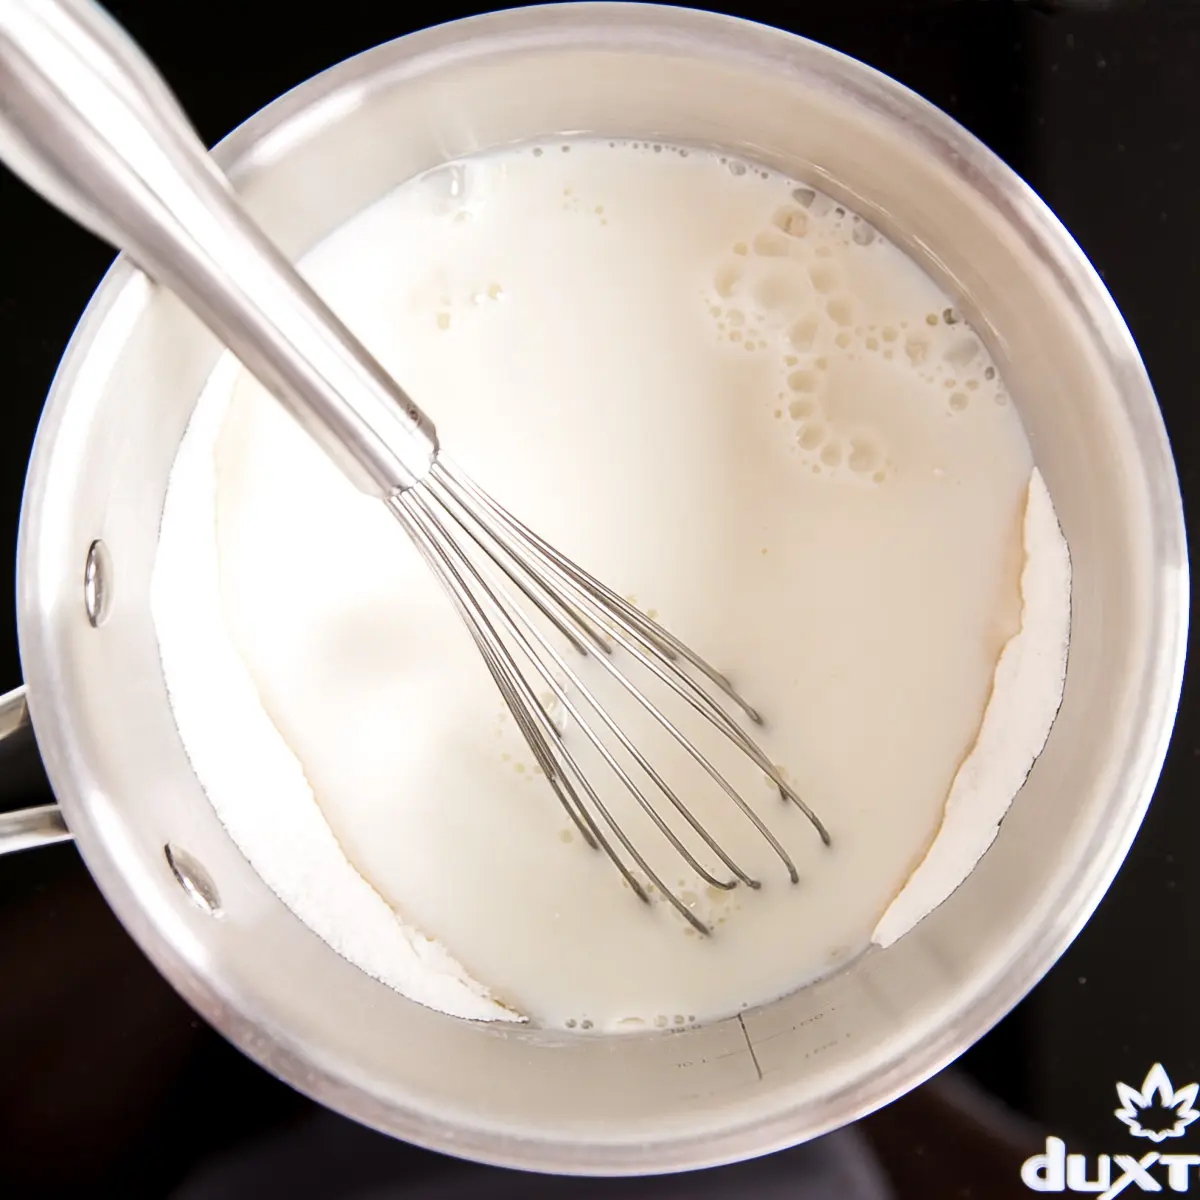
[1115,1063,1200,1142]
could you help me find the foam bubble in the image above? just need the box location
[944,337,980,371]
[753,230,790,257]
[798,423,826,450]
[754,273,806,311]
[614,1017,647,1030]
[788,369,820,393]
[712,268,740,302]
[810,263,839,294]
[773,207,809,238]
[789,314,819,350]
[848,438,879,473]
[827,297,854,326]
[905,336,928,364]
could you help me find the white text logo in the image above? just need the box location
[1022,1064,1200,1196]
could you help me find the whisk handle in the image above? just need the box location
[0,0,438,496]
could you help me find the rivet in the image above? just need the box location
[164,843,222,916]
[84,539,112,627]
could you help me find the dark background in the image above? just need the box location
[0,0,1195,1195]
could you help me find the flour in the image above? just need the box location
[872,469,1072,947]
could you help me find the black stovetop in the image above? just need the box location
[0,1,1195,1196]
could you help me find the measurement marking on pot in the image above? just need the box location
[804,1037,840,1061]
[754,1017,820,1047]
[738,1014,764,1082]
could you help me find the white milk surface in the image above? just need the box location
[152,139,1069,1032]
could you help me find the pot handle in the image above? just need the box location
[0,685,71,855]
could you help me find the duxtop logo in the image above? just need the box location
[1022,1064,1200,1196]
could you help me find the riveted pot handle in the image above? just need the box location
[0,685,71,855]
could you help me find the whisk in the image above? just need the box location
[0,0,830,934]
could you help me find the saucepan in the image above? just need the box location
[0,1,1187,1175]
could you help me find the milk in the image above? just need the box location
[152,139,1069,1032]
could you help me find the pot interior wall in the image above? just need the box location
[18,7,1175,1172]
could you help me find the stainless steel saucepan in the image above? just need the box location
[0,1,1187,1175]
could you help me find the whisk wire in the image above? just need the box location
[390,457,832,934]
[432,460,831,845]
[403,488,742,888]
[392,490,714,934]
[440,463,764,720]
[421,477,788,887]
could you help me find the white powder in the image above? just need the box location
[872,468,1072,947]
[152,354,523,1023]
